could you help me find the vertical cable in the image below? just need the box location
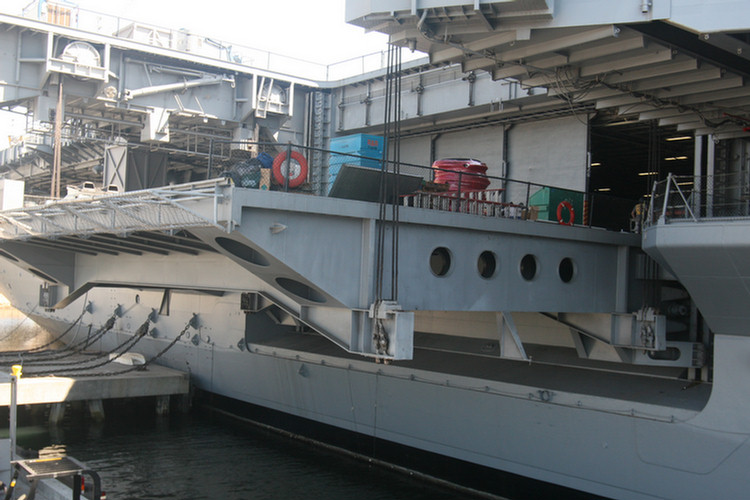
[390,46,402,301]
[375,44,394,302]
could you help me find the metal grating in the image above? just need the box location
[0,178,232,240]
[16,456,83,478]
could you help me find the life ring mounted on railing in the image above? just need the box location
[272,151,308,188]
[557,201,575,226]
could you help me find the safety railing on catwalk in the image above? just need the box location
[646,172,750,227]
[208,139,637,233]
[15,0,423,81]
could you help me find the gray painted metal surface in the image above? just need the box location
[0,3,748,499]
[644,218,750,336]
[0,180,723,498]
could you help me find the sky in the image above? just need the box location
[0,0,393,139]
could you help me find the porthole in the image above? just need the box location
[430,247,452,277]
[520,254,538,281]
[275,277,326,303]
[558,257,575,283]
[477,251,497,279]
[215,237,270,267]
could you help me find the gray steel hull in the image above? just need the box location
[23,307,741,500]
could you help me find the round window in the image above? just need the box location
[520,254,538,281]
[430,247,452,277]
[478,251,497,279]
[559,257,575,283]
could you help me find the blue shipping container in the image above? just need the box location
[328,134,385,193]
[330,134,385,155]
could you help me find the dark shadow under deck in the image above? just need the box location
[253,331,711,413]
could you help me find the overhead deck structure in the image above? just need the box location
[345,0,750,140]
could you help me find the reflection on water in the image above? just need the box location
[13,402,480,500]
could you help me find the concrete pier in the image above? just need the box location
[0,357,189,422]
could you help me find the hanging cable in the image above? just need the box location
[372,43,404,358]
[390,44,402,302]
[0,302,91,357]
[376,42,403,302]
[22,317,149,369]
[0,304,38,344]
[30,314,199,378]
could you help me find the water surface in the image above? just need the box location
[14,403,480,500]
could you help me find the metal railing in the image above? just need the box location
[0,178,232,239]
[646,172,750,226]
[14,1,419,81]
[0,135,641,234]
[209,140,638,231]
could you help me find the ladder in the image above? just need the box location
[255,77,274,119]
[311,90,331,195]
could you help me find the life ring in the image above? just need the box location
[557,201,575,226]
[272,151,308,188]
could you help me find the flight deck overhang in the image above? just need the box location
[346,0,750,36]
[343,0,750,139]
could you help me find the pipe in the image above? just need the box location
[502,124,512,202]
[124,75,230,100]
[706,135,715,217]
[429,132,441,167]
[65,111,142,128]
[694,135,703,216]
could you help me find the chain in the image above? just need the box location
[20,314,117,364]
[373,318,389,356]
[0,305,90,358]
[137,314,197,370]
[0,304,37,344]
[23,317,148,370]
[28,314,198,378]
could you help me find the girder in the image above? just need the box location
[342,0,750,138]
[0,12,313,189]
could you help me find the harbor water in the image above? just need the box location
[9,400,483,500]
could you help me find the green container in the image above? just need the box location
[528,187,584,225]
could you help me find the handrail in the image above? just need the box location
[12,1,408,81]
[646,171,750,226]
[0,178,232,239]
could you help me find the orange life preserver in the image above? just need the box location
[272,151,308,188]
[557,200,575,226]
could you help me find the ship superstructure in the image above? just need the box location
[0,1,750,499]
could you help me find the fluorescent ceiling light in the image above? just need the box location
[596,187,611,192]
[665,136,693,141]
[590,162,601,167]
[638,171,658,176]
